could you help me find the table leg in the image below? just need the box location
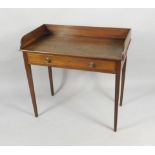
[120,58,127,106]
[114,62,121,132]
[48,67,54,96]
[23,53,38,117]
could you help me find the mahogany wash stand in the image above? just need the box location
[20,24,131,132]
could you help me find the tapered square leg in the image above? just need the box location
[23,53,38,117]
[48,67,54,96]
[114,62,121,132]
[120,58,127,106]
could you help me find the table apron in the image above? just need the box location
[26,52,117,74]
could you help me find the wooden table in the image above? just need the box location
[20,24,131,131]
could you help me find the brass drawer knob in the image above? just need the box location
[89,62,96,68]
[44,57,51,63]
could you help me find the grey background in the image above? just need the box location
[0,8,155,145]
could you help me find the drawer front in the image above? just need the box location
[27,53,116,73]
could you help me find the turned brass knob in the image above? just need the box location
[89,62,96,68]
[44,57,51,63]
